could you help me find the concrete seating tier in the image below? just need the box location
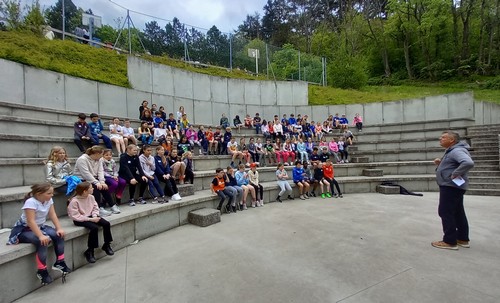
[350,147,444,162]
[0,181,304,302]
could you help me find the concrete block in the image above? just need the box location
[244,81,261,105]
[173,68,193,99]
[276,82,293,106]
[424,95,448,121]
[383,101,403,124]
[474,101,484,125]
[193,100,213,125]
[492,103,500,124]
[0,59,24,104]
[363,102,383,125]
[227,79,245,105]
[362,169,384,177]
[260,81,277,106]
[311,105,327,123]
[403,98,425,123]
[210,76,228,104]
[152,93,175,114]
[448,93,473,119]
[24,67,65,109]
[351,156,370,163]
[65,76,99,114]
[0,166,23,188]
[134,208,180,240]
[328,105,346,119]
[296,106,312,120]
[177,184,194,197]
[376,185,400,194]
[192,72,211,102]
[292,82,308,106]
[126,89,152,119]
[228,104,246,124]
[258,106,276,123]
[127,56,153,92]
[97,83,127,118]
[246,105,261,120]
[0,140,39,158]
[180,200,216,225]
[188,208,221,227]
[152,62,174,96]
[345,104,363,126]
[207,101,224,127]
[0,253,43,303]
[279,106,296,119]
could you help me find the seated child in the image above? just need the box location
[292,161,310,200]
[88,113,112,149]
[248,163,264,207]
[139,145,167,203]
[102,149,126,208]
[68,182,115,264]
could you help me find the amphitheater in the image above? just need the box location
[0,56,499,303]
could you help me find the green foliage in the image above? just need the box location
[482,76,500,90]
[0,0,23,30]
[44,0,81,33]
[0,31,129,87]
[23,0,46,35]
[269,43,322,82]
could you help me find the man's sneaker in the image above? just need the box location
[152,197,159,204]
[137,197,147,204]
[129,199,136,206]
[326,192,332,198]
[457,240,470,248]
[339,194,343,198]
[321,193,326,199]
[334,194,339,198]
[99,207,112,217]
[288,195,294,200]
[172,193,182,201]
[431,241,458,250]
[52,260,72,274]
[37,269,53,285]
[299,195,306,200]
[110,205,121,214]
[276,196,283,203]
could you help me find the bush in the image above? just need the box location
[483,76,500,90]
[328,56,368,89]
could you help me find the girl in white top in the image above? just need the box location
[154,121,168,143]
[122,119,137,145]
[109,118,126,154]
[7,183,71,285]
[275,163,293,202]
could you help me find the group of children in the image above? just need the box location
[210,158,343,214]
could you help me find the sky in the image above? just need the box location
[34,0,267,34]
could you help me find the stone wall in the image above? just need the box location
[0,57,497,125]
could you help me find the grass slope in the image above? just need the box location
[1,31,498,104]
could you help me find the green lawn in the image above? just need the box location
[1,30,499,105]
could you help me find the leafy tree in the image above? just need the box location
[45,0,81,33]
[24,0,46,35]
[143,21,166,56]
[237,12,262,40]
[94,24,117,44]
[0,0,22,30]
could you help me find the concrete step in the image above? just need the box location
[469,149,499,155]
[469,176,500,183]
[353,138,441,152]
[362,169,383,177]
[468,183,500,190]
[363,118,473,133]
[351,148,443,162]
[350,156,370,163]
[469,171,500,176]
[0,183,194,228]
[376,185,400,194]
[466,188,500,196]
[471,154,499,161]
[357,128,467,142]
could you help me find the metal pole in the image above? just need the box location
[62,0,65,40]
[266,43,269,79]
[255,53,258,74]
[324,57,327,86]
[229,34,233,71]
[89,17,94,45]
[298,50,301,80]
[127,10,131,54]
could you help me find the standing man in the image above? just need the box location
[432,131,474,250]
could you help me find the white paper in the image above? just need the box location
[452,176,465,186]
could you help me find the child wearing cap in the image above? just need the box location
[248,163,264,207]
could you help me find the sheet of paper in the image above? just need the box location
[452,176,465,186]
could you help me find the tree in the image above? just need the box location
[206,25,229,66]
[24,0,46,35]
[143,21,166,56]
[237,12,262,40]
[261,0,292,46]
[45,0,81,33]
[0,0,23,30]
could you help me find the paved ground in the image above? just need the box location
[15,192,500,303]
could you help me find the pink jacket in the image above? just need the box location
[353,115,363,125]
[328,141,339,152]
[185,129,198,141]
[68,195,99,222]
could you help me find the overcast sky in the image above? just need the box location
[35,0,267,33]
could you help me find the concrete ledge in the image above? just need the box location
[188,208,221,227]
[362,169,383,177]
[376,185,400,194]
[351,157,369,163]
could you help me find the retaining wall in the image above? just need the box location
[1,58,499,126]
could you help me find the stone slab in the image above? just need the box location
[424,95,448,121]
[276,82,293,106]
[244,81,261,105]
[292,82,308,106]
[227,79,245,105]
[448,92,473,119]
[363,102,383,125]
[65,75,99,114]
[188,208,221,227]
[0,59,24,104]
[173,68,193,100]
[362,169,384,177]
[24,66,65,109]
[126,89,152,119]
[260,81,277,106]
[127,56,153,92]
[210,76,228,104]
[192,72,211,102]
[152,62,174,96]
[97,83,128,118]
[376,185,400,194]
[403,98,425,123]
[383,101,403,124]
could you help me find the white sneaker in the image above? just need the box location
[260,200,264,207]
[110,205,121,214]
[99,207,112,217]
[299,195,305,200]
[172,193,182,201]
[152,197,159,204]
[345,160,349,163]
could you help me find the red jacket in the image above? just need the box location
[323,164,334,179]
